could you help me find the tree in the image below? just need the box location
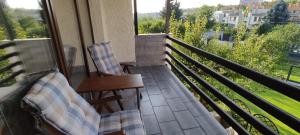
[161,0,183,33]
[161,0,183,20]
[164,0,172,34]
[0,26,6,40]
[264,0,290,25]
[234,22,247,46]
[0,0,15,40]
[138,18,165,34]
[196,5,216,29]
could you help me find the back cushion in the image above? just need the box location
[88,42,123,75]
[23,72,100,135]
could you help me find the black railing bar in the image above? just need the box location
[0,52,19,62]
[0,61,22,73]
[0,70,25,85]
[166,44,300,132]
[166,55,276,135]
[0,42,16,49]
[166,35,300,102]
[165,59,250,135]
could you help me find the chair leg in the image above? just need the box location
[113,90,124,110]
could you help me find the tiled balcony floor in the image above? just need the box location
[98,66,227,135]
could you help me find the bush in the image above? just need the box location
[138,18,165,34]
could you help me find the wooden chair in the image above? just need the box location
[23,72,145,135]
[63,45,77,78]
[87,42,138,112]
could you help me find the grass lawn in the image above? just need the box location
[275,63,300,83]
[243,90,300,135]
[241,64,300,135]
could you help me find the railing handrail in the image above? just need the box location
[166,35,300,102]
[165,45,300,133]
[165,36,300,134]
[165,59,251,135]
[166,52,276,135]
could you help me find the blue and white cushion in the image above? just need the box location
[99,110,146,135]
[88,42,123,75]
[23,72,100,135]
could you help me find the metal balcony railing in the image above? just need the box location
[165,35,300,135]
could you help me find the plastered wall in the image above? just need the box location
[52,0,136,72]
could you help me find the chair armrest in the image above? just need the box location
[104,130,126,135]
[120,62,136,67]
[120,62,135,74]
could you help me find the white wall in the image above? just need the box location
[51,0,85,67]
[53,0,135,72]
[89,0,136,68]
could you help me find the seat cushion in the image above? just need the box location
[99,110,145,135]
[88,42,123,75]
[120,110,146,135]
[99,112,121,135]
[23,72,100,135]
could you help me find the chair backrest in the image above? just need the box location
[23,71,100,135]
[87,42,123,76]
[63,45,77,77]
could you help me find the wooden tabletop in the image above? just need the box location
[77,74,144,93]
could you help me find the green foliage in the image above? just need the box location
[184,16,207,48]
[138,18,165,34]
[170,12,185,38]
[0,1,16,40]
[18,16,48,38]
[222,24,235,36]
[195,5,216,29]
[259,23,300,60]
[264,0,290,25]
[256,23,273,35]
[13,21,27,39]
[0,26,7,40]
[234,22,247,46]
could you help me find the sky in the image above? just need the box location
[137,0,241,13]
[6,0,247,11]
[6,0,269,13]
[6,0,41,9]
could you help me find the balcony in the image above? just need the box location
[0,0,300,135]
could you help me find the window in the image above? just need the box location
[0,0,57,88]
[254,16,258,22]
[0,0,58,133]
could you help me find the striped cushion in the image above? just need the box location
[99,110,145,135]
[23,72,100,135]
[88,42,123,75]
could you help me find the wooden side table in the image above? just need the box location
[77,74,144,110]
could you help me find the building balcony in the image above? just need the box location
[0,0,299,134]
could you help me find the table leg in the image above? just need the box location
[113,90,124,110]
[136,88,140,110]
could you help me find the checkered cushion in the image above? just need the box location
[99,110,146,135]
[23,72,100,135]
[88,42,123,75]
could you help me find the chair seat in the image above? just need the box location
[99,110,145,135]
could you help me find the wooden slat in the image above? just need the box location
[77,74,144,93]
